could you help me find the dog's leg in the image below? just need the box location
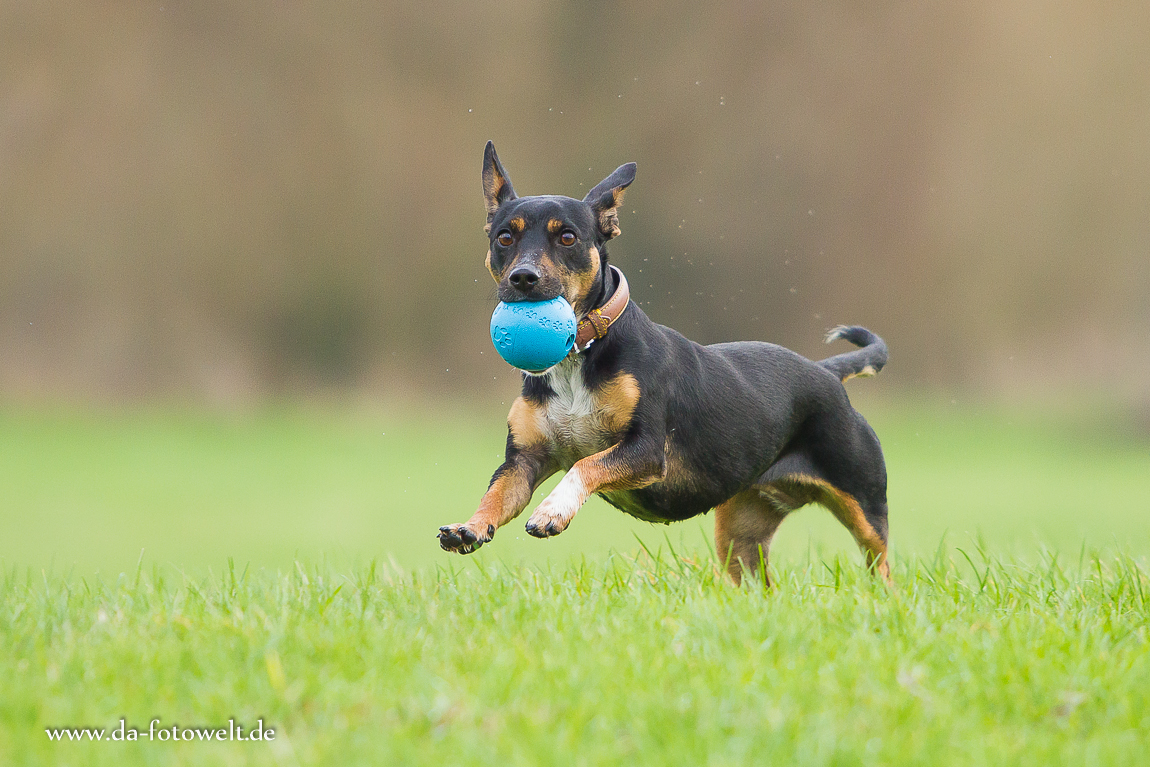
[439,396,558,554]
[438,449,555,554]
[714,489,790,586]
[815,485,891,584]
[525,438,663,538]
[758,472,891,585]
[799,411,892,584]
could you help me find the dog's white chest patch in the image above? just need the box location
[540,360,611,464]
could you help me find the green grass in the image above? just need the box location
[1,400,1148,764]
[3,551,1148,766]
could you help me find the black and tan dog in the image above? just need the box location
[438,142,891,585]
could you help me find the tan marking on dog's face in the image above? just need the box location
[508,216,526,233]
[508,396,548,449]
[485,250,499,283]
[596,371,640,435]
[547,218,564,234]
[559,246,601,316]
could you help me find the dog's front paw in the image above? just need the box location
[524,502,573,538]
[437,522,495,554]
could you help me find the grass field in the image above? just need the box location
[4,552,1149,765]
[1,398,1148,764]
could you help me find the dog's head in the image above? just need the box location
[481,141,635,317]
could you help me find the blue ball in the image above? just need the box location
[490,297,578,372]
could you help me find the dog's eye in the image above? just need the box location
[559,231,577,247]
[496,231,514,247]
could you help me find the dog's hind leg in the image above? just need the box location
[714,489,792,586]
[810,480,890,584]
[753,472,891,584]
[759,430,891,584]
[810,412,891,583]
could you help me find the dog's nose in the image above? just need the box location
[508,266,540,292]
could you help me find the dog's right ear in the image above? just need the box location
[482,141,517,231]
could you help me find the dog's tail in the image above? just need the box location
[819,326,888,382]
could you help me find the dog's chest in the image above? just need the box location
[540,362,613,465]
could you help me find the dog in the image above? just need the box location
[438,142,891,585]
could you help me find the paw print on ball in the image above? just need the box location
[492,326,515,352]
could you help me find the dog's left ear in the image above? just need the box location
[583,162,636,240]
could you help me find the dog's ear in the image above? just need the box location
[482,141,517,230]
[583,163,636,240]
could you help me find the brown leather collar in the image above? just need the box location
[574,265,629,352]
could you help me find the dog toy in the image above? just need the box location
[490,297,577,372]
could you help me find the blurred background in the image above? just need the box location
[1,1,1147,574]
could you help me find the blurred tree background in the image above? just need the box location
[2,0,1148,406]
